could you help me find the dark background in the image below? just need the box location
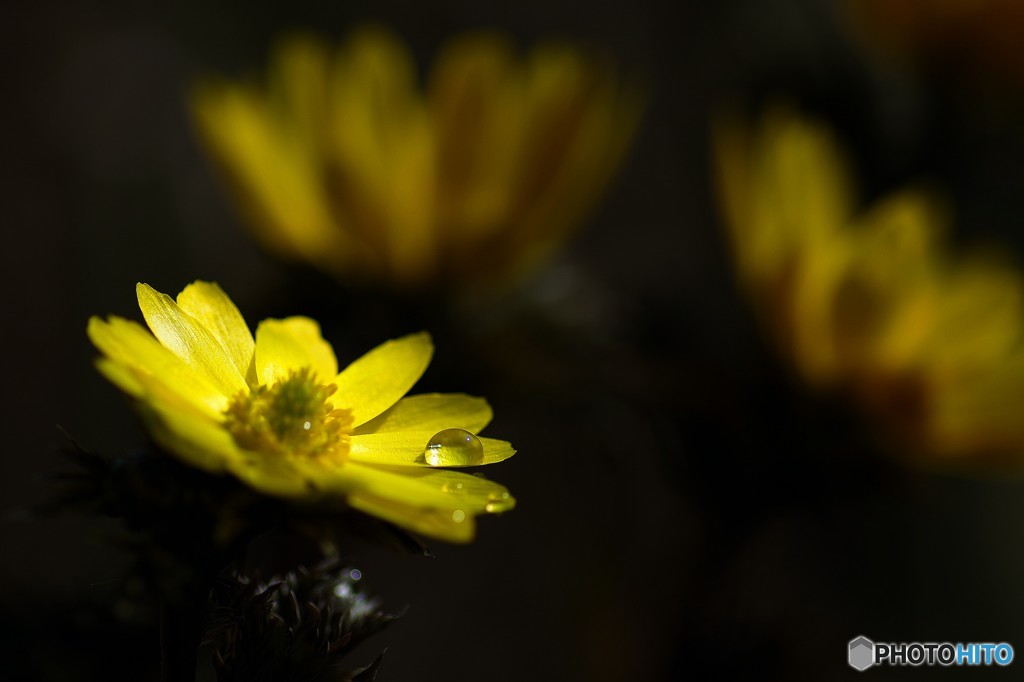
[6,0,1024,679]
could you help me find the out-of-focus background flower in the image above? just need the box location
[8,0,1024,680]
[190,27,642,293]
[716,107,1024,470]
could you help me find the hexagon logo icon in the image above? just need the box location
[849,636,875,671]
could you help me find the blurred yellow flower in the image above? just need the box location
[190,27,642,290]
[716,108,1024,469]
[88,281,516,542]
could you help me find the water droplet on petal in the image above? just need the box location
[485,491,514,513]
[424,428,484,466]
[452,509,466,523]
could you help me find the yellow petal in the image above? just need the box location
[715,108,853,291]
[431,33,522,239]
[352,393,492,435]
[254,317,338,386]
[472,44,642,284]
[136,283,248,398]
[348,492,476,543]
[189,81,358,270]
[755,109,852,246]
[268,34,332,151]
[327,28,438,284]
[330,28,420,175]
[340,463,515,541]
[94,358,219,425]
[94,355,238,475]
[359,464,515,513]
[225,454,320,498]
[176,281,256,385]
[923,261,1024,366]
[316,460,442,501]
[333,332,433,426]
[349,431,514,467]
[88,316,228,415]
[94,356,144,397]
[316,459,505,506]
[135,393,245,475]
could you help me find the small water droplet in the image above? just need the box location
[349,569,362,581]
[424,428,484,466]
[485,491,514,513]
[452,509,466,523]
[302,421,312,431]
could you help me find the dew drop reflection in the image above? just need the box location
[424,428,484,466]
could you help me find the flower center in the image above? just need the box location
[224,367,352,461]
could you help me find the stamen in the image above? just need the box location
[223,368,352,461]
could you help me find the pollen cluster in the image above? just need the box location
[224,367,353,461]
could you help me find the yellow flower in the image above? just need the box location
[88,281,516,542]
[189,27,642,290]
[716,107,1024,469]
